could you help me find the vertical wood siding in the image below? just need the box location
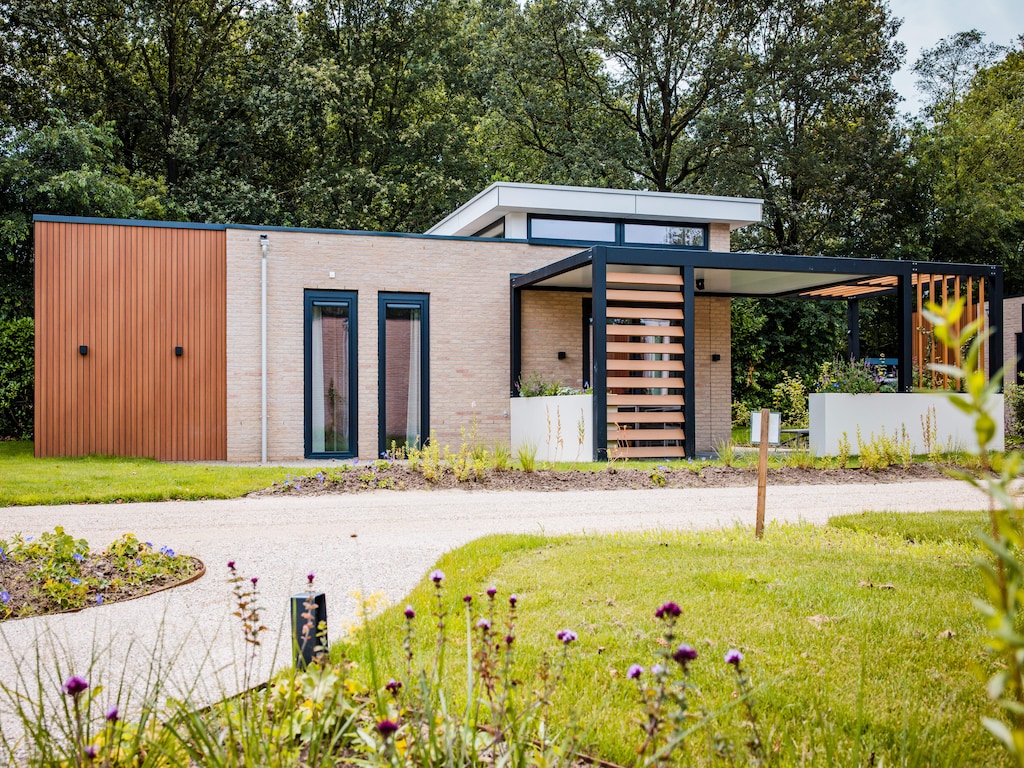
[35,221,227,460]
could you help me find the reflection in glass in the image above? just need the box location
[311,304,350,453]
[384,304,422,449]
[530,218,616,242]
[623,223,704,247]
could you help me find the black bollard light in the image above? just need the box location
[290,591,328,668]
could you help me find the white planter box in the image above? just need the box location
[809,393,1004,456]
[510,394,593,463]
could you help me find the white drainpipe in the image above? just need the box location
[260,235,268,464]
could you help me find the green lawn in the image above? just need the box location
[0,441,297,506]
[338,512,1005,766]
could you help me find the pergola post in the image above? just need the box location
[682,265,696,458]
[989,265,1004,389]
[897,268,914,392]
[592,247,608,461]
[847,299,860,361]
[510,277,522,396]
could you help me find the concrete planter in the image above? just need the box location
[809,392,1004,456]
[510,394,593,463]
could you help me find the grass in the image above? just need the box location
[0,441,298,506]
[336,513,1004,766]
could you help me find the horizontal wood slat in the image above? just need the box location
[609,445,687,458]
[606,289,683,303]
[607,341,684,355]
[608,411,685,424]
[606,271,683,286]
[607,359,684,372]
[607,325,685,338]
[610,428,686,441]
[607,376,682,389]
[607,394,685,406]
[606,306,684,320]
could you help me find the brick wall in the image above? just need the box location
[226,232,579,460]
[521,292,585,389]
[1006,297,1024,384]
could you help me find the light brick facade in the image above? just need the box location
[225,225,736,461]
[1006,296,1024,384]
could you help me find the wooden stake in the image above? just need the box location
[756,408,769,540]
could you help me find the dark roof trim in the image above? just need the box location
[33,213,534,244]
[511,249,593,289]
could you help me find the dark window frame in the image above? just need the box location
[378,292,430,455]
[304,289,359,459]
[527,214,708,250]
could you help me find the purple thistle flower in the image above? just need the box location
[430,569,445,584]
[404,605,415,619]
[385,679,402,695]
[227,561,236,571]
[673,643,698,666]
[628,664,643,679]
[725,649,744,666]
[251,577,258,586]
[62,676,89,698]
[509,594,518,607]
[84,745,97,760]
[477,618,491,630]
[376,719,399,737]
[105,705,119,722]
[655,602,682,619]
[652,663,666,677]
[307,572,315,586]
[556,629,578,645]
[463,594,472,604]
[505,634,515,646]
[486,586,497,598]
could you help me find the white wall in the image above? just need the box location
[809,393,1004,456]
[510,395,593,463]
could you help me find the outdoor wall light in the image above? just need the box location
[712,353,722,362]
[78,345,88,356]
[696,278,705,291]
[174,346,183,357]
[558,351,567,360]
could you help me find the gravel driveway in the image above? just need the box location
[0,480,991,733]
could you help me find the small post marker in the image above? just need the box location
[756,408,769,540]
[291,591,328,668]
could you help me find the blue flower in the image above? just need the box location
[1,591,10,603]
[73,553,84,562]
[96,595,104,605]
[70,578,81,585]
[134,558,142,566]
[0,547,6,562]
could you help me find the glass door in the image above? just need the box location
[305,290,357,457]
[379,293,429,454]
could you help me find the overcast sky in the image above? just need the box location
[888,0,1023,113]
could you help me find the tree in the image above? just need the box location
[0,116,172,319]
[912,29,1006,123]
[912,38,1024,292]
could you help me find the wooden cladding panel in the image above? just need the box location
[910,273,989,390]
[606,376,682,389]
[606,271,683,287]
[610,445,687,458]
[35,221,227,460]
[607,359,685,372]
[607,341,684,355]
[607,306,684,321]
[608,411,685,424]
[607,394,685,406]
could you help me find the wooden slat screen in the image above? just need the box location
[910,273,988,391]
[604,271,687,458]
[35,220,227,460]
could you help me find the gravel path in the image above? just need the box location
[0,480,990,734]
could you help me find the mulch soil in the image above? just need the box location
[249,462,948,497]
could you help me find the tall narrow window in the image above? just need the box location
[379,293,429,454]
[305,290,357,458]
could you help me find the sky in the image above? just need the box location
[888,0,1023,114]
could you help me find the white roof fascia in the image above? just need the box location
[425,182,763,236]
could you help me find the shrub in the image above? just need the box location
[0,317,33,439]
[516,371,584,397]
[1005,381,1024,448]
[815,357,891,394]
[770,371,808,428]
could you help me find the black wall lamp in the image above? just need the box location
[558,351,567,360]
[696,278,705,291]
[78,345,88,356]
[175,346,184,357]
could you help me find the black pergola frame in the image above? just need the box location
[511,245,1004,460]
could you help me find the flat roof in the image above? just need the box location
[425,182,764,236]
